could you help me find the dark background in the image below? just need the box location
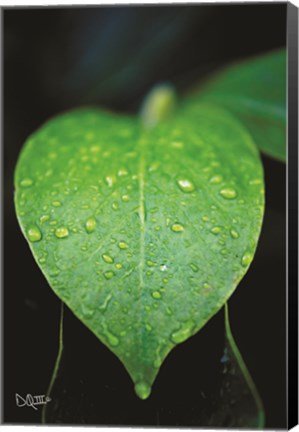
[3,3,286,427]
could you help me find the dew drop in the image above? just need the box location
[90,145,100,153]
[145,323,152,332]
[81,304,94,318]
[55,227,69,239]
[151,291,161,299]
[52,201,61,207]
[104,270,115,280]
[20,178,33,187]
[121,194,129,202]
[40,215,50,223]
[211,226,222,235]
[166,307,173,315]
[105,330,119,347]
[118,168,128,176]
[190,263,199,272]
[230,229,239,239]
[50,267,60,277]
[27,226,42,242]
[115,263,123,270]
[171,320,194,344]
[209,175,223,185]
[249,179,262,185]
[177,178,195,193]
[219,188,237,199]
[99,294,112,312]
[102,254,114,264]
[171,141,184,149]
[202,215,209,222]
[171,223,184,233]
[135,381,151,400]
[112,201,119,210]
[118,241,129,250]
[105,175,115,187]
[147,260,156,267]
[85,216,97,233]
[148,161,160,172]
[160,264,167,272]
[241,252,253,267]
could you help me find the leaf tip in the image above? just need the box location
[134,381,151,400]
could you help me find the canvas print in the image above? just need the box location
[3,3,289,428]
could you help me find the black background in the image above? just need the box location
[3,3,286,427]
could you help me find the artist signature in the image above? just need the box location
[15,393,51,410]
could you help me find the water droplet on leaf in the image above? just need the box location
[105,175,115,187]
[55,227,69,238]
[209,175,223,185]
[104,270,115,280]
[171,223,184,233]
[230,229,239,239]
[85,216,97,233]
[20,178,33,187]
[118,241,128,249]
[177,178,195,193]
[219,188,237,199]
[118,168,128,176]
[145,323,152,332]
[211,226,222,234]
[27,226,42,242]
[40,215,50,223]
[241,252,252,267]
[102,254,114,264]
[190,263,199,272]
[171,320,194,344]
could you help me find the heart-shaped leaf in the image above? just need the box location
[14,102,264,399]
[189,49,286,161]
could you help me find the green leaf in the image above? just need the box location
[189,49,286,161]
[14,102,264,400]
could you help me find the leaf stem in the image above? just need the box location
[41,301,64,424]
[224,303,265,428]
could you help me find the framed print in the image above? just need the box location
[2,1,298,429]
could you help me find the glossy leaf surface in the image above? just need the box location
[14,104,264,399]
[190,49,286,161]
